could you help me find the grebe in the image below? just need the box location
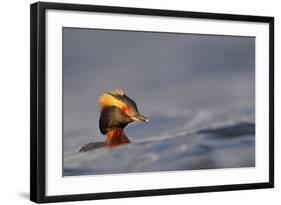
[79,88,148,152]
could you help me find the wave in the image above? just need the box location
[64,121,255,176]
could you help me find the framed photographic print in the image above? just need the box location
[30,1,274,203]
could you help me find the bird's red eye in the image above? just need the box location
[121,106,128,113]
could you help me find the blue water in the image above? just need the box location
[64,121,255,176]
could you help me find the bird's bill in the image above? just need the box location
[132,113,149,122]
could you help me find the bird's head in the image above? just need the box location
[98,88,148,134]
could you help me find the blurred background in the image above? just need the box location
[63,28,255,175]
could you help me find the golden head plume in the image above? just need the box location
[98,88,126,109]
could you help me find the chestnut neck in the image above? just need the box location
[106,128,130,146]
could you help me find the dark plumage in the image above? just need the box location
[99,106,132,135]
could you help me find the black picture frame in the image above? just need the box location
[30,1,274,203]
